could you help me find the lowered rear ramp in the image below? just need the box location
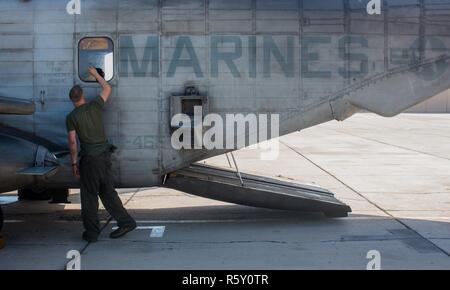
[164,164,351,217]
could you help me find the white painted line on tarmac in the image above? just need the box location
[149,226,165,238]
[111,225,166,238]
[4,220,24,223]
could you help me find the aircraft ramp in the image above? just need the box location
[165,164,351,217]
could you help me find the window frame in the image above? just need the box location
[77,35,115,83]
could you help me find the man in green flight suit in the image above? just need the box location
[66,66,136,242]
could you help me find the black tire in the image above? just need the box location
[18,188,51,201]
[48,188,70,204]
[0,205,3,232]
[18,188,71,204]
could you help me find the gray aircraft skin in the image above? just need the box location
[1,0,450,218]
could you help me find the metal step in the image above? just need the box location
[165,163,351,217]
[16,166,58,176]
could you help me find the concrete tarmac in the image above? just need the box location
[0,113,449,269]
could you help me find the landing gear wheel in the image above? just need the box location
[18,188,71,203]
[18,188,51,201]
[48,188,71,204]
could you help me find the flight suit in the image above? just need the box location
[66,96,136,239]
[79,151,135,239]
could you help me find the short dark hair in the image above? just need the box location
[69,85,83,102]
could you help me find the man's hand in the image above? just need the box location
[72,164,80,180]
[87,66,111,102]
[87,66,99,78]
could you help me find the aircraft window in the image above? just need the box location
[78,37,114,82]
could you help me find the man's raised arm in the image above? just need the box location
[88,66,111,102]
